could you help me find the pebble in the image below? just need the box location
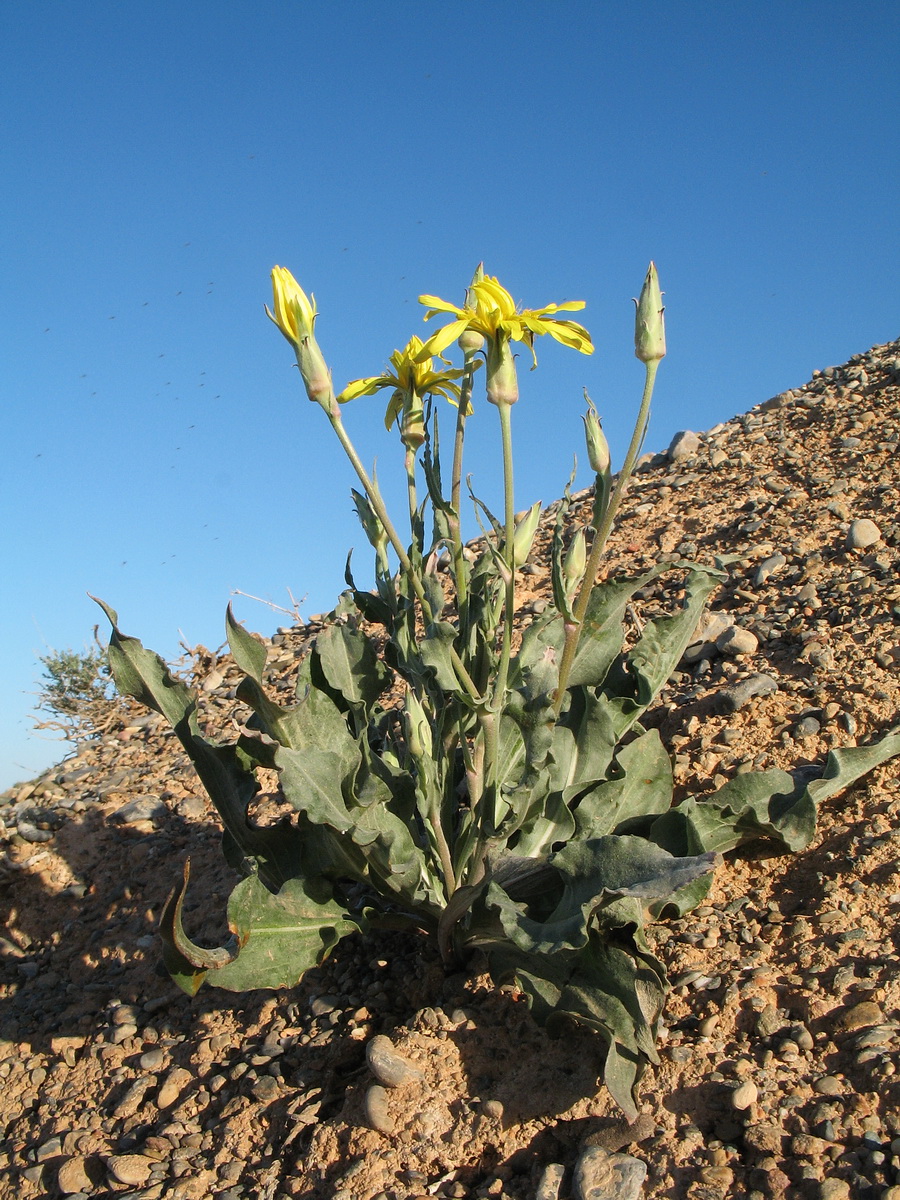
[668,430,701,461]
[157,1066,193,1109]
[716,626,759,657]
[586,1113,656,1152]
[812,1076,843,1096]
[817,1181,851,1200]
[364,1084,394,1135]
[573,1147,647,1200]
[535,1163,566,1200]
[57,1160,94,1195]
[15,820,53,843]
[833,1001,883,1032]
[110,795,167,824]
[112,1077,153,1119]
[106,1154,153,1186]
[731,1080,758,1111]
[753,553,787,586]
[745,1124,784,1155]
[251,1075,280,1101]
[847,519,881,549]
[366,1034,424,1087]
[718,673,778,712]
[795,715,821,738]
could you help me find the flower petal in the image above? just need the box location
[337,375,386,403]
[417,319,470,359]
[418,295,467,319]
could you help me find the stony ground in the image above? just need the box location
[2,337,900,1200]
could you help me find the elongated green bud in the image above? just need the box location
[399,391,426,450]
[634,262,666,364]
[404,690,433,759]
[512,500,542,567]
[562,528,587,600]
[582,393,610,476]
[485,331,519,407]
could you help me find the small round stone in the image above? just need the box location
[57,1157,94,1194]
[716,626,759,657]
[812,1075,843,1096]
[106,1154,153,1186]
[731,1081,758,1111]
[817,1180,851,1200]
[846,519,881,548]
[364,1084,394,1135]
[366,1035,423,1088]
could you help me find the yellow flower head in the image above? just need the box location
[265,266,334,409]
[266,266,317,346]
[418,274,594,369]
[338,336,473,448]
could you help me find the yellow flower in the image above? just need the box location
[266,266,333,408]
[338,336,472,448]
[266,265,317,346]
[418,274,594,369]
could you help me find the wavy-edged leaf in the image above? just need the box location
[652,725,900,862]
[481,925,667,1120]
[160,861,234,996]
[315,623,391,722]
[274,744,359,832]
[481,835,718,958]
[225,604,267,682]
[617,567,721,707]
[161,863,358,994]
[573,729,674,838]
[95,597,296,886]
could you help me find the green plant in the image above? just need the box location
[97,264,900,1117]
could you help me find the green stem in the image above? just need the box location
[430,793,457,898]
[553,358,660,715]
[404,444,419,548]
[493,400,516,710]
[326,407,483,705]
[449,352,477,620]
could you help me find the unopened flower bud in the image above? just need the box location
[266,266,335,408]
[485,332,519,407]
[404,690,433,759]
[512,500,542,567]
[399,392,426,450]
[634,262,666,364]
[454,264,488,354]
[582,393,611,476]
[458,327,485,355]
[562,528,587,599]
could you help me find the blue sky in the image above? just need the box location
[2,1,898,788]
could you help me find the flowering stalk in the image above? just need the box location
[449,267,486,622]
[553,264,665,713]
[449,348,478,624]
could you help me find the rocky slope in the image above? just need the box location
[1,337,899,1200]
